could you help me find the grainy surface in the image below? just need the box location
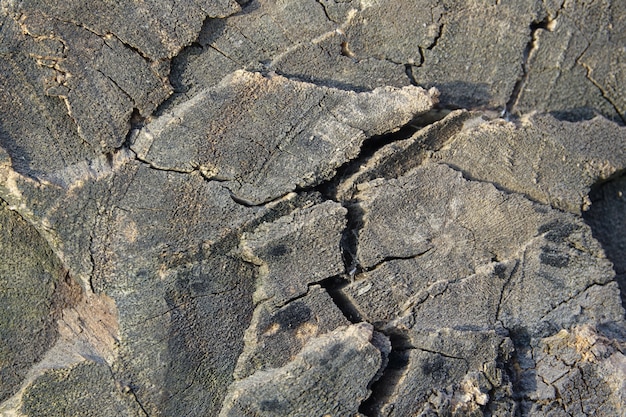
[0,1,624,416]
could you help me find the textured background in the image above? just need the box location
[1,1,625,416]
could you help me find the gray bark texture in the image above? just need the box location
[0,1,625,416]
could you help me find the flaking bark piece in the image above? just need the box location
[351,163,621,338]
[220,323,386,417]
[133,70,437,204]
[13,0,240,61]
[234,285,350,380]
[432,113,626,214]
[240,201,346,307]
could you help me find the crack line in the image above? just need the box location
[578,60,626,124]
[505,16,556,116]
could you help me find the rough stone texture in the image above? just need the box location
[366,329,514,417]
[528,325,626,416]
[0,69,431,416]
[342,154,624,417]
[335,109,475,201]
[234,201,350,379]
[0,16,95,177]
[15,12,170,150]
[1,0,243,176]
[409,0,543,109]
[12,0,240,61]
[167,0,411,107]
[21,362,146,417]
[1,0,625,416]
[343,162,624,414]
[0,201,71,403]
[337,111,626,215]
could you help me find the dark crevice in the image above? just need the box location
[410,108,453,129]
[304,109,454,279]
[129,108,146,131]
[207,44,239,65]
[102,366,151,417]
[411,22,443,72]
[503,326,535,416]
[155,16,230,116]
[130,154,194,175]
[405,63,419,85]
[505,17,554,116]
[117,108,145,151]
[97,69,136,108]
[226,187,308,208]
[319,276,362,323]
[417,47,425,68]
[114,14,227,152]
[339,202,364,278]
[582,170,626,311]
[315,0,333,23]
[316,123,423,200]
[411,346,469,363]
[128,384,151,417]
[378,56,405,67]
[312,176,424,416]
[178,105,449,210]
[495,260,520,324]
[272,281,325,310]
[103,32,153,64]
[359,332,412,416]
[310,119,448,275]
[427,23,444,51]
[167,43,204,95]
[318,276,414,417]
[364,247,434,273]
[87,227,97,294]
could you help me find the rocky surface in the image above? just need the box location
[1,1,625,416]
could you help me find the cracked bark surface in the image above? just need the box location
[513,0,626,124]
[1,1,625,416]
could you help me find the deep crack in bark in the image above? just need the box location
[505,17,555,116]
[319,276,363,323]
[307,117,457,415]
[582,170,626,310]
[359,332,413,417]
